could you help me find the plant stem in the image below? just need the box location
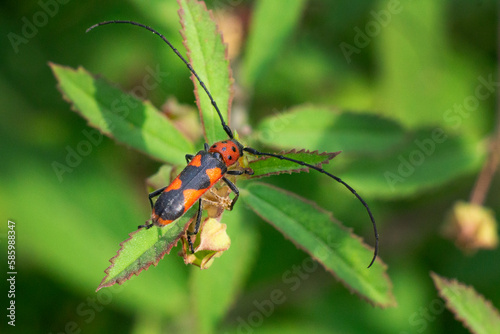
[469,12,500,206]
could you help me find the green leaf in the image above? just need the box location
[128,0,181,33]
[146,164,179,191]
[340,127,485,198]
[97,205,197,291]
[179,0,232,143]
[431,272,500,334]
[240,182,395,307]
[376,1,486,138]
[377,0,448,128]
[1,154,189,315]
[242,0,307,87]
[50,63,194,165]
[226,321,335,334]
[254,106,406,155]
[248,149,340,178]
[190,204,259,333]
[254,106,483,199]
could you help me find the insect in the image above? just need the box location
[87,20,379,268]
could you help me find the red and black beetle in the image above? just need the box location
[87,20,379,267]
[140,139,252,251]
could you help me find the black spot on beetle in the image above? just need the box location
[222,147,227,151]
[231,146,236,152]
[228,156,232,160]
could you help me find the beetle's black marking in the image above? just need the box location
[155,191,186,221]
[153,151,227,222]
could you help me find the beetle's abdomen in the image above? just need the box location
[152,151,227,226]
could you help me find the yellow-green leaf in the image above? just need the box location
[50,63,194,164]
[179,0,232,143]
[431,272,500,334]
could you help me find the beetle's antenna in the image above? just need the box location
[87,20,379,268]
[244,147,379,268]
[86,20,233,139]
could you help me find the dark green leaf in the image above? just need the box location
[254,106,406,155]
[340,128,485,198]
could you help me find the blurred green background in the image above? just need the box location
[1,0,498,333]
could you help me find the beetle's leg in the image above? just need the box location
[139,187,167,229]
[147,186,167,209]
[222,168,253,210]
[187,199,203,253]
[226,168,254,176]
[138,219,154,230]
[221,177,240,210]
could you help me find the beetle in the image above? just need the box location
[139,140,253,252]
[87,20,379,267]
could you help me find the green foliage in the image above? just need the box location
[248,150,339,178]
[97,206,197,291]
[432,273,500,334]
[241,0,307,87]
[50,63,194,165]
[179,0,232,143]
[341,127,484,198]
[240,182,395,307]
[255,106,406,154]
[189,204,259,333]
[52,0,393,307]
[1,0,498,333]
[51,0,394,326]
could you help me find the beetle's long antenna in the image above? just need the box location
[244,147,379,268]
[86,20,234,139]
[87,20,379,268]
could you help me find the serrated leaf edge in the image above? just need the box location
[96,217,194,291]
[431,272,500,334]
[49,62,192,164]
[243,182,396,308]
[248,149,341,179]
[178,0,234,143]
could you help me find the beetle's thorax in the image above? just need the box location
[208,139,244,167]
